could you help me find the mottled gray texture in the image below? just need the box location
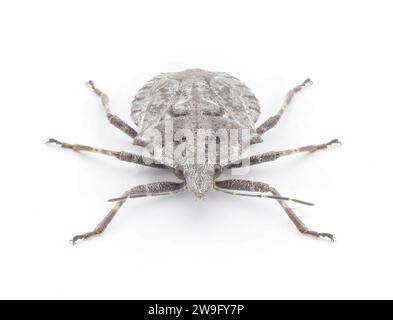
[48,70,340,244]
[131,68,262,144]
[130,69,264,198]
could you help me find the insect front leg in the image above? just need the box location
[214,179,334,241]
[71,181,185,245]
[86,80,138,138]
[256,78,312,135]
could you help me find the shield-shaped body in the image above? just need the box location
[130,69,262,166]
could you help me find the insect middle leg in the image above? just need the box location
[71,181,185,245]
[47,138,168,169]
[256,78,312,135]
[226,139,341,168]
[86,80,138,138]
[214,179,334,241]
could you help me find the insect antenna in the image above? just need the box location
[108,189,185,202]
[214,187,314,206]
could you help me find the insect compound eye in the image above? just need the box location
[174,166,185,179]
[214,164,223,177]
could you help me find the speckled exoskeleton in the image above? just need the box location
[48,69,340,244]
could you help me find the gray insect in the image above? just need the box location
[48,68,340,244]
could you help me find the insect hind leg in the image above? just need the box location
[71,181,185,245]
[214,179,335,242]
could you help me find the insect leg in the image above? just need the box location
[214,179,334,241]
[256,78,312,135]
[46,138,169,169]
[86,80,138,138]
[226,139,341,168]
[71,181,185,245]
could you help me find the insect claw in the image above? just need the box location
[305,231,335,242]
[320,233,335,242]
[46,138,61,145]
[70,232,98,245]
[328,139,342,147]
[70,235,83,245]
[85,80,94,89]
[302,78,313,87]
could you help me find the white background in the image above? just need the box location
[1,0,392,300]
